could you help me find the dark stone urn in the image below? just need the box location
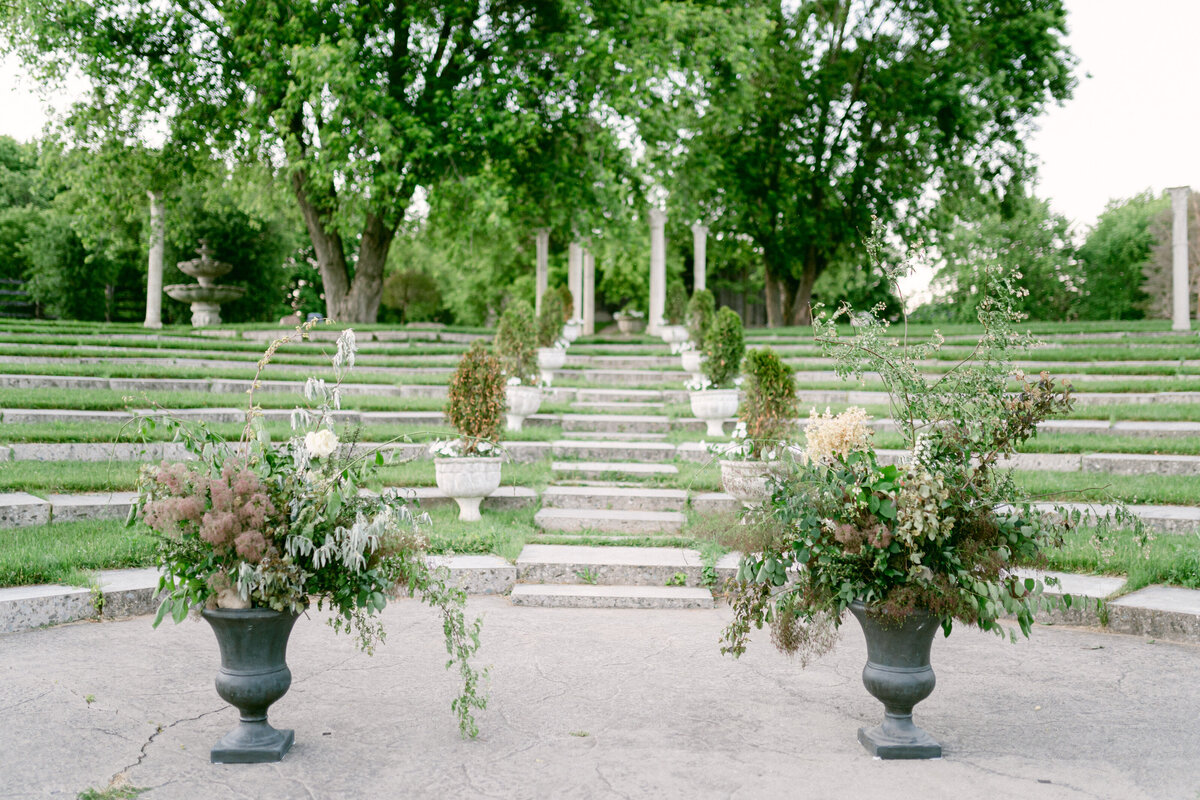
[202,608,300,763]
[848,601,942,759]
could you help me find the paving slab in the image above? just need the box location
[1,597,1197,799]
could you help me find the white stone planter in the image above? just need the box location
[616,317,644,335]
[720,459,780,508]
[680,350,703,382]
[659,324,689,346]
[537,347,566,385]
[434,457,503,522]
[505,384,543,432]
[562,320,583,342]
[689,389,740,436]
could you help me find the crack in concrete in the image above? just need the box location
[112,704,227,786]
[956,757,1106,799]
[0,689,51,714]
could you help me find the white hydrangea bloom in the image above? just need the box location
[305,428,340,459]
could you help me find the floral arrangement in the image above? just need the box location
[133,323,487,736]
[700,307,745,389]
[442,340,505,456]
[720,256,1135,665]
[494,299,539,384]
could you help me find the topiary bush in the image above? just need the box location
[665,282,687,325]
[555,285,574,320]
[536,290,566,347]
[494,298,538,384]
[686,289,716,344]
[702,306,745,389]
[738,348,799,459]
[446,340,505,454]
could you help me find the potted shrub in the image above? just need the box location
[659,281,689,346]
[494,299,542,431]
[720,348,799,507]
[535,290,568,384]
[613,304,645,334]
[689,306,744,435]
[681,289,715,378]
[433,340,507,522]
[558,285,583,342]
[133,325,486,762]
[719,266,1116,759]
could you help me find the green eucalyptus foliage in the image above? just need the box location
[536,290,566,348]
[494,299,538,384]
[665,281,687,325]
[702,307,744,389]
[686,289,716,344]
[739,348,798,459]
[446,341,505,453]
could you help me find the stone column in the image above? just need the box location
[648,209,666,334]
[568,241,583,320]
[1171,186,1191,331]
[691,223,708,293]
[583,248,596,335]
[534,227,550,316]
[144,190,165,329]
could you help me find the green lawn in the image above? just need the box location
[1047,527,1200,593]
[0,519,157,587]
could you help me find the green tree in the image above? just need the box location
[931,194,1080,322]
[1,0,654,323]
[1076,192,1171,321]
[660,0,1075,326]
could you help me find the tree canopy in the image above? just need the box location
[656,0,1076,325]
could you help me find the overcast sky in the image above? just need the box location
[1,0,1197,234]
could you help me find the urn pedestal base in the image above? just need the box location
[857,715,942,760]
[212,726,295,764]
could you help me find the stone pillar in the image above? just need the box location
[1170,186,1191,331]
[583,248,596,335]
[568,241,583,320]
[648,209,666,334]
[534,227,550,316]
[144,190,165,329]
[691,223,708,293]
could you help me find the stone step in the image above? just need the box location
[509,583,714,610]
[541,486,688,512]
[375,486,538,512]
[534,507,686,535]
[516,544,706,586]
[560,413,672,434]
[551,440,677,462]
[570,401,666,413]
[566,355,680,369]
[575,369,682,386]
[560,431,668,441]
[550,461,678,479]
[573,388,668,403]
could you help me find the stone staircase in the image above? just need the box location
[509,544,716,609]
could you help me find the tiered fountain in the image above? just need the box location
[165,240,245,327]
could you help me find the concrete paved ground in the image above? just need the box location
[2,598,1197,800]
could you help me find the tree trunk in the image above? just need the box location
[788,250,822,326]
[764,270,784,328]
[330,213,394,323]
